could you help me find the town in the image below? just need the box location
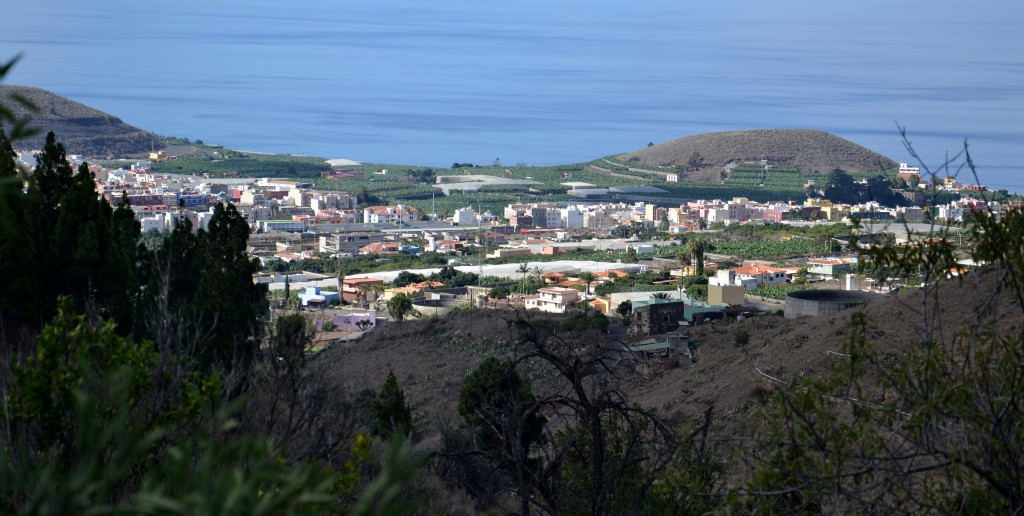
[13,147,1014,352]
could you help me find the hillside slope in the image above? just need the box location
[0,85,164,157]
[615,129,896,174]
[314,271,1021,452]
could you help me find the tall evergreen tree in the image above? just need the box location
[0,132,144,333]
[370,371,413,438]
[139,203,267,374]
[0,130,34,330]
[193,202,267,372]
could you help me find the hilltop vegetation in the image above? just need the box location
[0,86,164,157]
[616,129,897,174]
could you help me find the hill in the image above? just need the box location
[314,269,1021,468]
[0,85,164,157]
[614,129,897,174]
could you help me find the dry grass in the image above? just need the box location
[1,85,164,157]
[310,271,1021,451]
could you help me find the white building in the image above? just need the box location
[729,263,788,288]
[363,205,417,224]
[140,215,167,233]
[523,287,579,313]
[453,207,479,225]
[560,206,584,229]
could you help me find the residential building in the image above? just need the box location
[359,242,401,255]
[298,286,341,307]
[452,207,479,225]
[363,205,417,224]
[730,263,788,288]
[560,206,584,229]
[342,277,385,303]
[258,219,305,232]
[523,287,579,313]
[319,231,386,255]
[806,257,853,277]
[708,284,745,306]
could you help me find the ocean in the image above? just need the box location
[4,0,1023,192]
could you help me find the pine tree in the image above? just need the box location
[0,130,34,327]
[458,357,546,454]
[370,371,413,437]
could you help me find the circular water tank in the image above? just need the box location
[784,290,883,319]
[411,298,469,317]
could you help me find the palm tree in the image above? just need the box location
[688,236,708,277]
[517,262,530,293]
[676,250,690,268]
[651,292,672,300]
[578,271,597,296]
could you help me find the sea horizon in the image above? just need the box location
[4,0,1022,192]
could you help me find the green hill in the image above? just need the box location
[615,129,897,174]
[0,85,164,157]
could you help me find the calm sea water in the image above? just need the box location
[5,0,1024,192]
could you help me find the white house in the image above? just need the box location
[523,287,579,313]
[453,207,479,225]
[560,206,584,229]
[730,263,788,288]
[363,205,417,224]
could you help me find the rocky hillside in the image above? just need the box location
[314,270,1020,452]
[615,129,896,174]
[0,85,164,157]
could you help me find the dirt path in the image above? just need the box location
[586,164,652,182]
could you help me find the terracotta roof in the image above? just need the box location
[344,277,384,285]
[359,242,400,253]
[733,264,787,275]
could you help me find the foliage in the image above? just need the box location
[559,311,610,333]
[276,251,450,277]
[623,245,639,263]
[458,357,547,455]
[141,203,268,374]
[391,270,427,287]
[0,56,39,142]
[430,265,479,288]
[351,435,430,516]
[386,293,413,321]
[712,235,836,259]
[734,329,750,347]
[8,298,160,453]
[151,152,331,179]
[1,303,338,515]
[0,132,141,337]
[370,371,413,438]
[615,300,633,319]
[742,142,1024,512]
[0,129,267,377]
[823,168,907,207]
[748,283,800,301]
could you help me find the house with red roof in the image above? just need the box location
[731,263,788,287]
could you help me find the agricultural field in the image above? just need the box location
[132,146,911,214]
[747,283,802,300]
[150,152,332,178]
[710,237,838,259]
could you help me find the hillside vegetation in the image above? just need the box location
[615,129,897,174]
[0,85,164,157]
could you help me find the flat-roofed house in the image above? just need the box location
[523,287,579,313]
